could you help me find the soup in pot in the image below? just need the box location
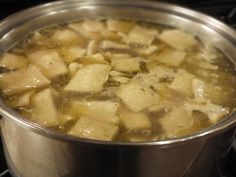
[0,19,235,142]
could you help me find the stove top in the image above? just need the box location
[0,0,236,177]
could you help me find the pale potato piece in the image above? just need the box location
[158,107,193,137]
[28,50,68,79]
[31,88,59,127]
[69,117,119,141]
[146,64,176,80]
[79,54,108,65]
[0,53,28,69]
[134,45,158,55]
[192,79,205,102]
[70,101,120,124]
[64,64,110,93]
[184,100,229,123]
[14,91,34,107]
[111,76,130,84]
[52,29,80,44]
[115,80,159,112]
[169,69,194,97]
[0,65,50,95]
[68,62,82,73]
[69,23,102,40]
[60,46,86,63]
[82,20,105,32]
[118,107,151,130]
[107,19,135,33]
[111,58,140,73]
[150,49,186,67]
[197,61,218,70]
[124,25,159,45]
[87,40,97,55]
[159,29,198,51]
[100,40,129,49]
[200,42,218,62]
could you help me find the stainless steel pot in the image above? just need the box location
[0,1,236,177]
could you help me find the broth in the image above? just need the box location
[0,19,235,142]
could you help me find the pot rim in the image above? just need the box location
[0,0,236,146]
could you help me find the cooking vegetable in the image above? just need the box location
[0,19,235,142]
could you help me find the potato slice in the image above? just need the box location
[100,40,129,49]
[134,45,158,56]
[107,19,135,33]
[123,25,159,45]
[118,107,151,130]
[184,100,229,123]
[146,64,176,80]
[111,57,140,73]
[82,20,105,33]
[159,29,197,51]
[0,53,28,69]
[69,117,119,141]
[158,107,194,137]
[0,65,50,95]
[60,46,86,63]
[14,91,34,107]
[111,76,130,84]
[150,49,186,67]
[115,80,159,112]
[69,23,103,40]
[51,29,81,45]
[28,50,68,79]
[70,101,120,124]
[192,79,205,102]
[169,69,194,97]
[64,64,110,93]
[31,88,59,127]
[87,40,97,55]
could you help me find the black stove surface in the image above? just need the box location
[0,0,236,177]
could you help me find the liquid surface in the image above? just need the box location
[0,19,235,142]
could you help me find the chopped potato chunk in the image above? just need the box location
[28,50,68,78]
[159,29,197,51]
[111,57,140,73]
[0,65,50,95]
[31,88,59,127]
[118,107,151,130]
[111,76,130,84]
[150,49,186,67]
[115,80,159,112]
[184,100,229,123]
[192,79,205,102]
[51,29,80,45]
[107,19,135,33]
[70,101,120,124]
[69,117,119,141]
[147,64,176,79]
[134,45,158,56]
[60,46,86,63]
[14,91,34,107]
[0,53,28,69]
[82,20,105,32]
[158,107,193,137]
[64,64,110,93]
[124,25,158,45]
[87,40,97,55]
[69,23,102,40]
[169,69,194,97]
[100,40,129,49]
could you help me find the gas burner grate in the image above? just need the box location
[0,170,10,177]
